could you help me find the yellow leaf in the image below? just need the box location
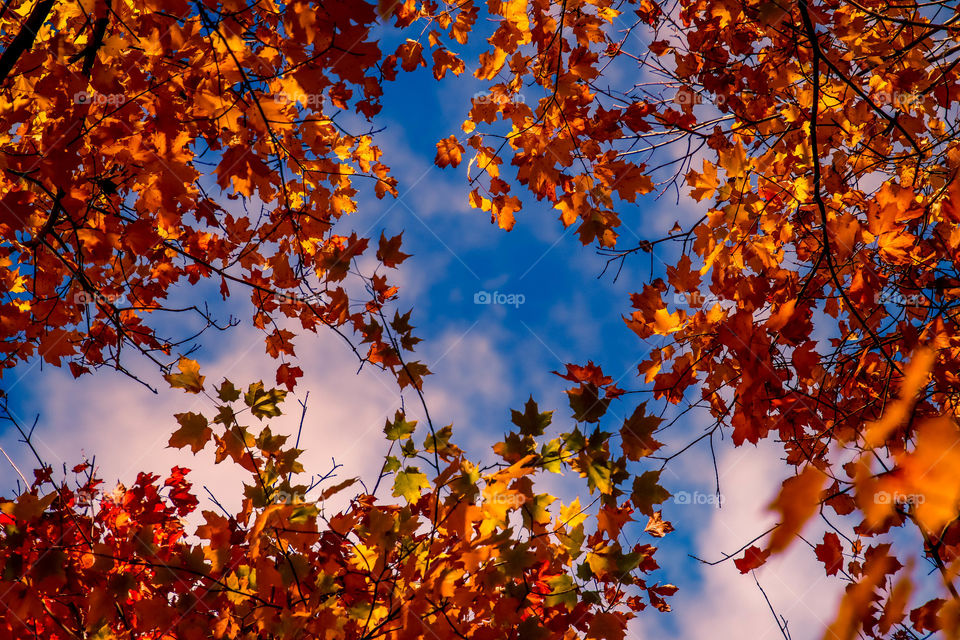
[898,416,960,533]
[652,308,682,334]
[559,497,588,529]
[686,159,718,202]
[164,357,205,393]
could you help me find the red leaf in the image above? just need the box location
[815,532,844,576]
[734,545,770,573]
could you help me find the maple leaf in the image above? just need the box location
[620,403,663,460]
[243,382,287,419]
[587,612,626,640]
[544,574,577,610]
[767,466,826,554]
[511,396,553,436]
[567,383,610,423]
[393,467,429,502]
[164,357,205,393]
[169,412,212,454]
[892,416,960,532]
[217,379,241,402]
[265,328,296,358]
[734,545,771,573]
[384,410,417,440]
[685,159,719,201]
[435,136,464,168]
[631,471,671,516]
[396,361,430,389]
[275,363,303,391]
[644,511,674,537]
[376,231,411,268]
[814,532,844,576]
[395,39,426,72]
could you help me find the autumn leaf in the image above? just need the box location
[511,396,553,436]
[217,379,241,403]
[384,411,417,441]
[169,412,212,454]
[767,466,826,554]
[587,612,626,640]
[631,471,671,516]
[376,232,411,268]
[164,357,205,393]
[435,136,464,168]
[734,545,770,574]
[396,361,430,389]
[620,403,663,460]
[566,383,610,423]
[544,574,577,610]
[644,511,674,537]
[862,347,935,448]
[243,382,287,419]
[814,532,844,576]
[275,363,304,391]
[393,467,429,502]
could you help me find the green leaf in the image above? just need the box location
[244,382,286,419]
[511,396,552,436]
[218,379,241,402]
[423,424,453,454]
[384,411,417,441]
[382,455,401,474]
[586,543,642,578]
[289,503,319,524]
[631,470,671,516]
[539,438,564,473]
[584,455,613,494]
[393,467,429,502]
[544,574,577,610]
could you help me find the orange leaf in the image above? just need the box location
[164,357,205,393]
[435,135,464,168]
[767,465,825,554]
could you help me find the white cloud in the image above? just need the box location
[0,325,402,516]
[635,440,845,640]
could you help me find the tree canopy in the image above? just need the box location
[2,0,960,638]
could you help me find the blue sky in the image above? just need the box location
[0,19,854,640]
